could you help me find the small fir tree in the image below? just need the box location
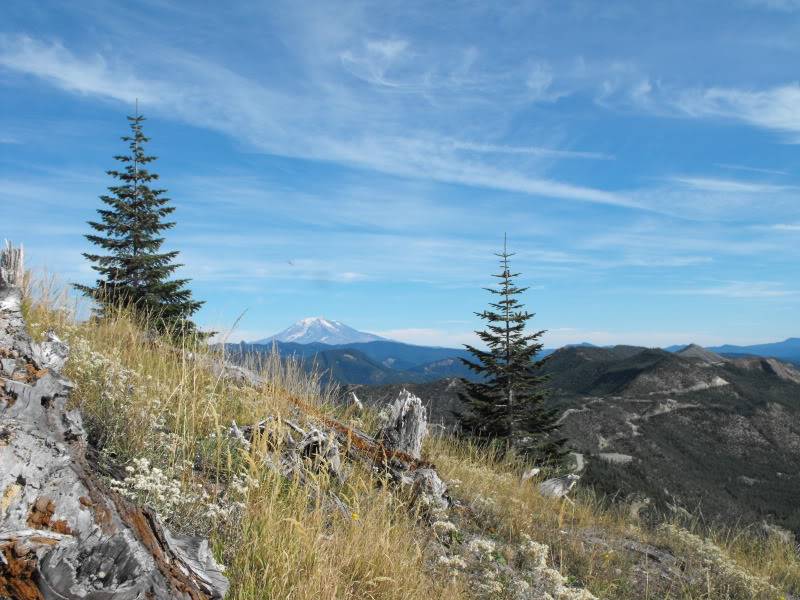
[75,113,203,334]
[458,237,566,463]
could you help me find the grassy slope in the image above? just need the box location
[21,284,800,600]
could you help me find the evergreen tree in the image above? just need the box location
[75,113,203,334]
[458,237,566,464]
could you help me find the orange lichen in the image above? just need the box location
[24,364,48,383]
[27,497,72,535]
[0,543,44,600]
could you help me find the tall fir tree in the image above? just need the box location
[458,237,566,464]
[75,112,203,334]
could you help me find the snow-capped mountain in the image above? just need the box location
[255,317,387,345]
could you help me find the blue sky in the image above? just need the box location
[2,0,799,347]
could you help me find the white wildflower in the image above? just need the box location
[437,555,467,572]
[466,537,496,558]
[432,520,457,535]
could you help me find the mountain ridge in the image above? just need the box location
[227,339,477,385]
[349,343,800,537]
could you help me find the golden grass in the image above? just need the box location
[428,434,800,599]
[21,280,464,600]
[19,276,800,600]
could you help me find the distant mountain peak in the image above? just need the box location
[255,317,387,345]
[676,344,728,364]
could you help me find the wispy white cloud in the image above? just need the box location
[581,219,794,261]
[630,180,800,222]
[672,84,800,136]
[0,35,160,103]
[181,254,370,285]
[668,281,800,298]
[670,176,790,194]
[339,38,410,87]
[524,60,570,103]
[597,67,800,140]
[716,163,788,176]
[0,34,636,209]
[772,222,800,231]
[448,140,613,160]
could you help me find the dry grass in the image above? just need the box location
[20,276,800,600]
[428,435,638,597]
[21,280,464,600]
[427,434,800,599]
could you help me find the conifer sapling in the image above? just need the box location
[76,113,203,335]
[458,237,566,464]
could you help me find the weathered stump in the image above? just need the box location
[377,389,427,460]
[0,243,228,599]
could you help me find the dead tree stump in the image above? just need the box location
[0,243,228,599]
[377,389,428,460]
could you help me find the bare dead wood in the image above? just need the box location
[0,241,23,289]
[539,474,581,505]
[376,389,427,460]
[0,243,228,599]
[230,387,450,514]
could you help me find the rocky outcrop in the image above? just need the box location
[733,356,800,384]
[0,243,228,599]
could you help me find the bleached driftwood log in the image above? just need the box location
[0,243,228,599]
[281,427,343,482]
[521,467,541,482]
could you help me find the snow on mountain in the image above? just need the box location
[255,317,387,345]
